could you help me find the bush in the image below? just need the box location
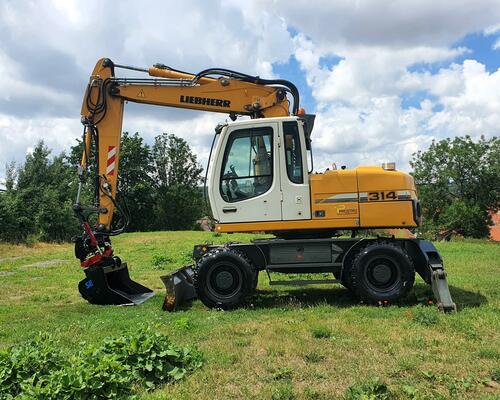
[344,377,392,400]
[0,328,202,399]
[101,328,202,389]
[0,334,65,398]
[311,326,332,339]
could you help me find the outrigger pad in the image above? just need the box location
[160,265,196,311]
[430,264,457,312]
[413,240,457,313]
[79,263,154,305]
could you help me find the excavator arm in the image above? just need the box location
[74,58,298,305]
[78,58,297,229]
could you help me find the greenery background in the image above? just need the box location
[0,134,498,243]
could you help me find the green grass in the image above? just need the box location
[0,232,499,399]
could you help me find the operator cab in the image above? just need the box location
[208,116,313,223]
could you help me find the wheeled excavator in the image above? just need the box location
[74,58,456,312]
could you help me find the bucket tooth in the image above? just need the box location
[160,265,197,311]
[79,263,154,305]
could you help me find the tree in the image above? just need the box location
[116,132,156,231]
[0,142,80,243]
[33,154,80,242]
[5,162,16,191]
[0,162,26,242]
[152,133,204,230]
[0,189,25,242]
[68,132,157,232]
[0,132,206,243]
[410,135,499,238]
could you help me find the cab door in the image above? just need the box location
[279,120,311,220]
[210,122,282,223]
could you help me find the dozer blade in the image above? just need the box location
[79,263,154,305]
[160,265,197,311]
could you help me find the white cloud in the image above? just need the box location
[304,54,500,171]
[493,38,500,50]
[0,0,294,177]
[484,22,500,36]
[260,0,500,48]
[0,114,81,175]
[281,3,500,172]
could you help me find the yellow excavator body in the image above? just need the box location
[73,58,454,313]
[215,165,419,234]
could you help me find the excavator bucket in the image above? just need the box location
[79,263,154,305]
[160,265,197,311]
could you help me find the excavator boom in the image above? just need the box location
[79,58,297,229]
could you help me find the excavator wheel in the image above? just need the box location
[194,247,255,310]
[349,242,415,303]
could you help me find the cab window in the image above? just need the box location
[220,127,273,202]
[283,121,303,184]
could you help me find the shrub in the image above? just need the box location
[344,377,392,400]
[0,328,202,399]
[101,327,202,389]
[0,333,65,398]
[311,326,332,339]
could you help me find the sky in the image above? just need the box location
[1,0,500,186]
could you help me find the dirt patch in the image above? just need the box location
[21,259,68,268]
[0,271,15,276]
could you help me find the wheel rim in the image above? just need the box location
[364,256,400,292]
[206,261,243,300]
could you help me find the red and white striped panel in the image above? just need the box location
[106,146,116,176]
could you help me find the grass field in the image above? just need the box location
[0,232,499,399]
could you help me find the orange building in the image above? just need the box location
[490,211,500,241]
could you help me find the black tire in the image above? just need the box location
[194,247,255,310]
[349,242,415,303]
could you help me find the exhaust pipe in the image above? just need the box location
[160,265,197,311]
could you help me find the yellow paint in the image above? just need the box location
[310,169,359,220]
[356,166,416,191]
[310,169,358,194]
[218,165,418,233]
[360,201,415,227]
[116,79,290,117]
